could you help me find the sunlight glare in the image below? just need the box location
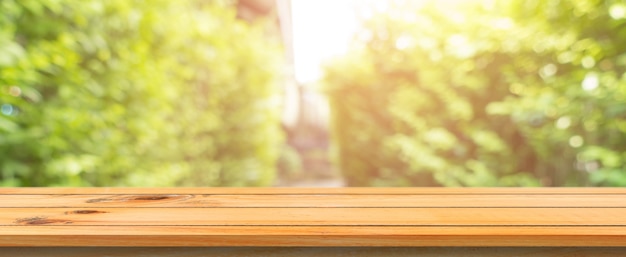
[291,0,358,83]
[291,0,495,84]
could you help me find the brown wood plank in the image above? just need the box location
[1,207,626,226]
[3,225,626,236]
[2,188,626,247]
[1,226,626,246]
[2,194,626,207]
[2,187,625,195]
[1,247,625,257]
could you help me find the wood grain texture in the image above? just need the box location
[3,207,626,226]
[1,188,626,247]
[3,194,626,207]
[2,187,625,194]
[1,247,625,257]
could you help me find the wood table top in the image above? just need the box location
[1,187,625,246]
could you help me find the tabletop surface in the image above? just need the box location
[1,187,625,247]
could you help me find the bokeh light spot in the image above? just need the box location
[610,4,626,19]
[540,63,557,78]
[581,72,599,91]
[8,86,21,97]
[1,104,14,116]
[556,116,571,129]
[569,135,584,148]
[581,56,595,69]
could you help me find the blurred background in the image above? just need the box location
[1,0,626,187]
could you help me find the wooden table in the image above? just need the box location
[1,188,625,256]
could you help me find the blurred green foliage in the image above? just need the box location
[0,0,283,186]
[324,0,626,186]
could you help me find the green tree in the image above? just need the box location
[0,0,283,186]
[324,0,626,186]
[499,0,626,186]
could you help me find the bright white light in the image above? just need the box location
[289,0,491,83]
[610,4,626,20]
[395,35,414,50]
[447,34,475,58]
[291,0,359,83]
[581,72,599,91]
[493,17,514,30]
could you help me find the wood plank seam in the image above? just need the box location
[0,188,625,247]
